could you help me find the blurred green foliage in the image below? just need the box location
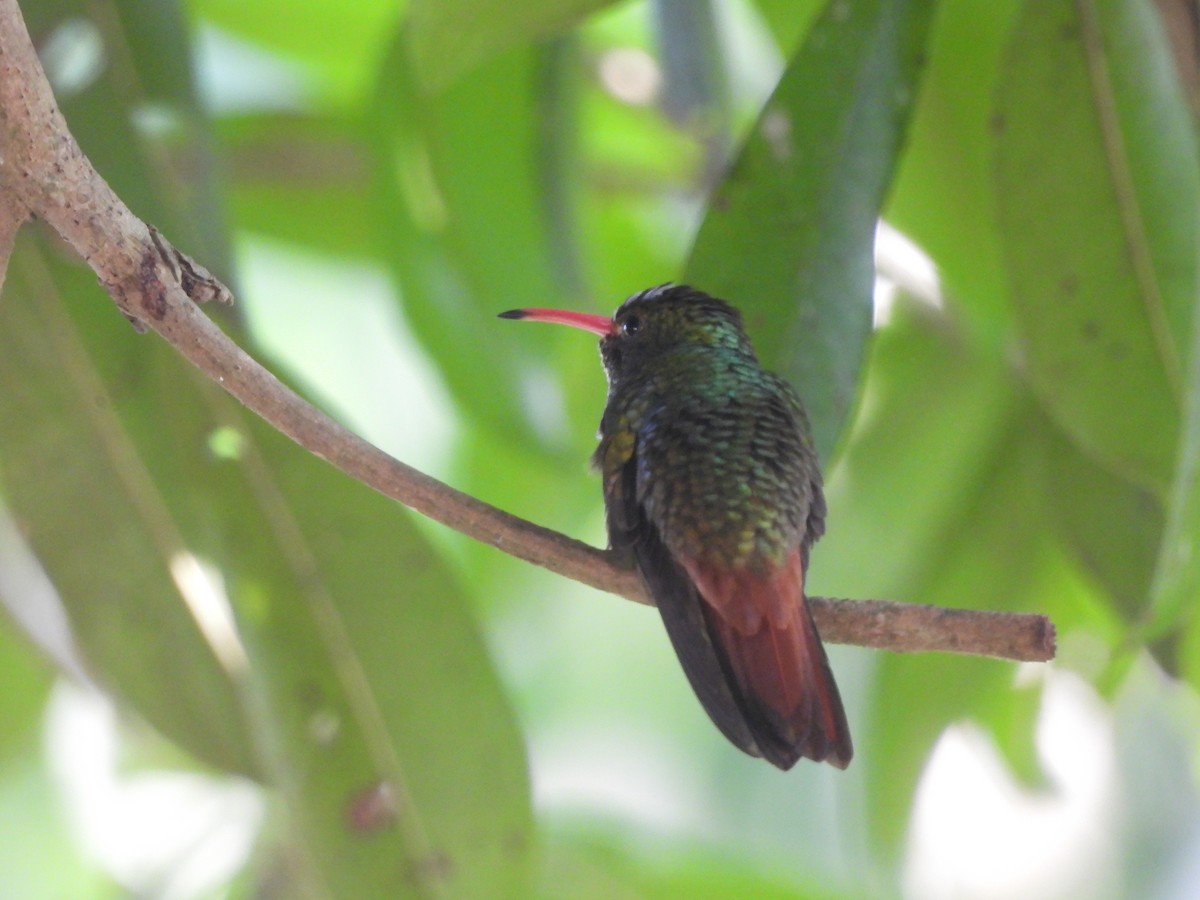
[2,0,1199,896]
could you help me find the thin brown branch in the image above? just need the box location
[809,596,1054,661]
[0,0,1055,663]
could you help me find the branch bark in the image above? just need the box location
[0,0,1055,664]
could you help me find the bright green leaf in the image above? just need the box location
[746,0,824,54]
[369,40,579,448]
[405,0,617,92]
[686,0,937,460]
[0,615,52,768]
[885,1,1021,338]
[193,0,401,102]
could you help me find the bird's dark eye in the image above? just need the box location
[621,315,641,336]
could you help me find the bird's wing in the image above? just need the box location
[599,433,764,759]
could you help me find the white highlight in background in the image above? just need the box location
[45,684,263,900]
[169,552,248,677]
[904,669,1119,900]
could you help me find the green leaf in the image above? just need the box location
[0,616,52,768]
[685,0,937,461]
[1146,5,1200,644]
[911,0,1196,639]
[812,303,1022,604]
[885,2,1021,337]
[868,490,1050,852]
[746,0,823,54]
[543,822,865,899]
[368,41,580,448]
[405,0,617,92]
[993,0,1200,495]
[1152,297,1200,645]
[234,418,533,898]
[223,113,376,260]
[0,242,256,774]
[1180,602,1200,690]
[814,302,1059,856]
[193,0,401,102]
[26,0,234,283]
[0,236,534,890]
[1038,419,1164,623]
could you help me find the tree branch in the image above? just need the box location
[0,0,1055,664]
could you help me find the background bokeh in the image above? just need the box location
[2,0,1200,897]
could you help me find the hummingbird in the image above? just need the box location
[499,284,851,770]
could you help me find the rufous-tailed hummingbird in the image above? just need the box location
[500,284,851,770]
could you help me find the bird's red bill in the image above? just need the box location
[498,308,614,336]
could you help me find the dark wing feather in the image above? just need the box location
[601,447,763,758]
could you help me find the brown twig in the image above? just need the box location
[0,0,1054,663]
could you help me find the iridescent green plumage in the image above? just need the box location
[502,284,851,769]
[594,287,825,571]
